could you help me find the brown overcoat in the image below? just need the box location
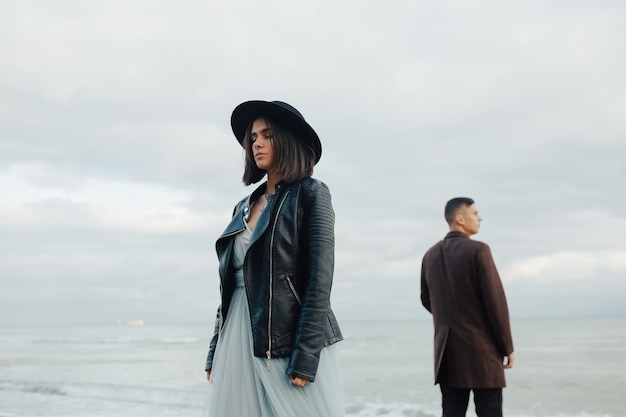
[421,231,513,388]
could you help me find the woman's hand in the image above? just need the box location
[206,370,211,382]
[289,375,309,387]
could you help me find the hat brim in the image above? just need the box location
[230,100,322,164]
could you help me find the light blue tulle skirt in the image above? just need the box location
[207,283,345,417]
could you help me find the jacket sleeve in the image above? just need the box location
[205,305,221,371]
[475,244,514,356]
[287,182,335,382]
[205,201,241,372]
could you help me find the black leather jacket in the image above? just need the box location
[205,177,343,381]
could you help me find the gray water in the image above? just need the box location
[0,317,624,417]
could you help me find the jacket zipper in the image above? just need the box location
[286,275,302,305]
[266,190,290,369]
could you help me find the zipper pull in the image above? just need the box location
[266,351,271,369]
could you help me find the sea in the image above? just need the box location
[0,317,624,417]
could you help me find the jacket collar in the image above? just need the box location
[247,180,294,245]
[248,179,291,202]
[217,180,291,244]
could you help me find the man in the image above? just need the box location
[421,197,514,417]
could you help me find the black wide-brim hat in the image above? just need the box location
[230,100,322,164]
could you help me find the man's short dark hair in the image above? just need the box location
[241,117,316,185]
[444,197,475,225]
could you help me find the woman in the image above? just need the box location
[205,100,345,417]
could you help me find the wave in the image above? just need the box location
[0,380,617,417]
[347,400,437,417]
[346,401,615,417]
[29,335,202,345]
[0,380,205,407]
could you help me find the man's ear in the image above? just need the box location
[455,213,465,226]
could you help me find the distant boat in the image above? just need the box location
[127,320,145,326]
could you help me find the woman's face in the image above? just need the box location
[251,118,275,172]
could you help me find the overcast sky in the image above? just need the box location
[1,0,625,325]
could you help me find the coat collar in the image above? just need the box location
[444,231,470,240]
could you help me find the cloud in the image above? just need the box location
[1,0,625,324]
[502,249,626,318]
[505,250,626,283]
[0,165,229,233]
[0,248,218,324]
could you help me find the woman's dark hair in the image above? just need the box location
[241,117,316,185]
[444,197,475,225]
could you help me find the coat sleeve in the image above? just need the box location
[287,182,335,382]
[475,244,514,356]
[205,305,221,371]
[420,255,432,313]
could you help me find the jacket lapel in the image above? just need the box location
[249,208,269,247]
[217,201,247,246]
